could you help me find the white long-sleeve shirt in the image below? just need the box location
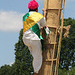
[23,11,46,40]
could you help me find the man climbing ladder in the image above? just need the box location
[23,0,50,75]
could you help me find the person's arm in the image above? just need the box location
[39,10,47,27]
[40,17,46,27]
[40,17,50,35]
[43,10,47,18]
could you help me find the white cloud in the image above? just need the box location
[0,11,24,32]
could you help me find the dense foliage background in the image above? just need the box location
[0,18,75,75]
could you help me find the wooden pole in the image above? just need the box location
[38,0,64,75]
[55,0,65,75]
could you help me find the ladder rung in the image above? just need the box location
[44,42,57,45]
[45,59,57,62]
[46,8,63,10]
[47,25,58,29]
[41,25,60,29]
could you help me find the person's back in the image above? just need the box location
[23,11,47,41]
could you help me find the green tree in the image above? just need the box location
[58,67,75,75]
[59,18,75,70]
[69,67,75,75]
[0,65,11,75]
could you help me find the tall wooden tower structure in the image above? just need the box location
[38,0,66,75]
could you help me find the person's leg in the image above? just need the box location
[30,40,42,74]
[23,37,42,74]
[23,38,32,53]
[28,46,32,53]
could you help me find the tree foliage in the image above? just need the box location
[59,18,75,70]
[58,67,75,75]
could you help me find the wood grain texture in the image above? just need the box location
[38,0,64,75]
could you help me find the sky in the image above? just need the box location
[0,0,75,67]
